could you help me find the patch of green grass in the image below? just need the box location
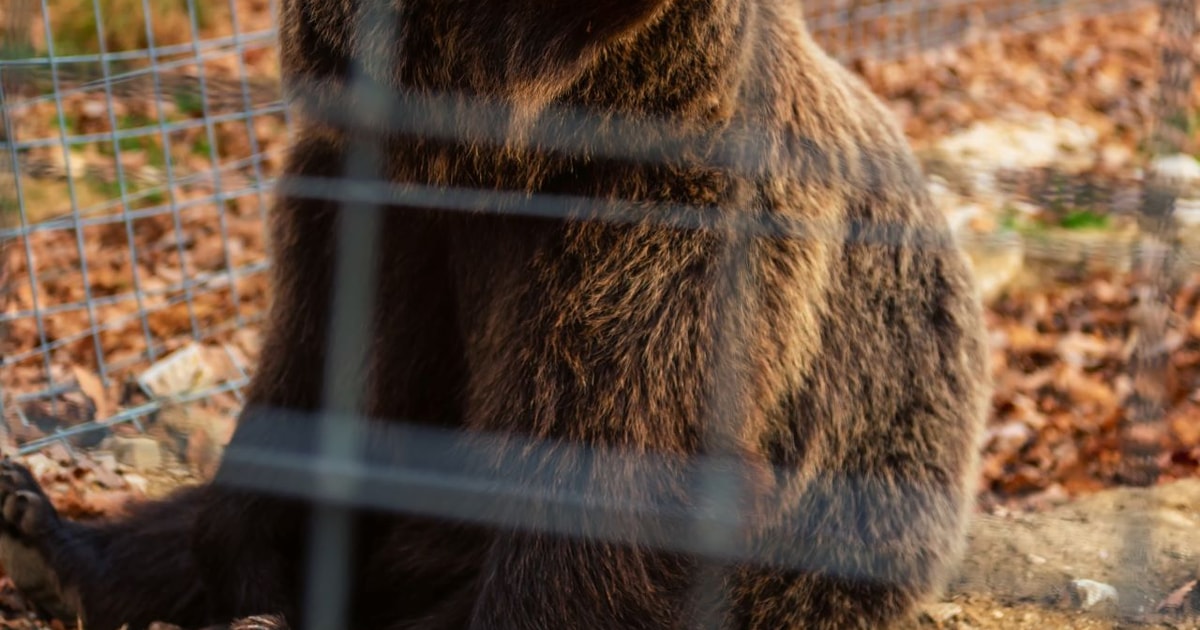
[142,190,166,206]
[0,41,39,60]
[996,205,1041,234]
[998,210,1021,232]
[191,135,213,157]
[1,177,18,226]
[84,173,123,199]
[119,113,156,128]
[144,140,168,168]
[122,187,169,212]
[98,133,146,156]
[97,115,167,157]
[49,110,83,135]
[173,90,205,116]
[118,135,142,153]
[44,0,226,56]
[82,174,171,210]
[1057,209,1110,231]
[998,203,1111,234]
[1191,108,1200,161]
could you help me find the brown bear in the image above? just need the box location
[0,0,990,628]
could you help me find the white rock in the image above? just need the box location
[987,421,1034,453]
[919,603,964,623]
[123,473,150,495]
[22,453,56,479]
[80,99,107,120]
[1172,198,1200,225]
[1069,578,1119,610]
[137,343,219,398]
[1150,153,1200,184]
[112,436,163,471]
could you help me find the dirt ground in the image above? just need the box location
[903,479,1200,630]
[0,473,1192,629]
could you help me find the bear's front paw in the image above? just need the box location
[0,459,59,540]
[0,458,76,622]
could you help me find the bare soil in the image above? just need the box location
[906,479,1200,629]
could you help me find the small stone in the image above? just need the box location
[919,602,964,623]
[137,344,219,398]
[1024,482,1071,511]
[1027,553,1047,565]
[112,437,163,471]
[123,474,150,495]
[22,453,56,479]
[1174,198,1200,226]
[1068,578,1119,611]
[1150,153,1200,185]
[988,421,1035,454]
[1098,143,1133,172]
[80,99,107,120]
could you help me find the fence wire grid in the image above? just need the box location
[0,0,1197,627]
[0,0,1167,455]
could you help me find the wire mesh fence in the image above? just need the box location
[0,0,1166,458]
[0,0,1197,627]
[1,0,285,456]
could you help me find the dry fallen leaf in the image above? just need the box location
[1156,578,1198,614]
[70,366,114,421]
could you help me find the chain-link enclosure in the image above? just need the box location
[0,0,1165,455]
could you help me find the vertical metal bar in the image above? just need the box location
[182,0,246,331]
[90,0,160,370]
[683,163,760,629]
[139,0,203,343]
[37,0,110,384]
[0,4,18,429]
[1116,0,1194,616]
[223,0,273,266]
[1,0,56,426]
[303,5,393,628]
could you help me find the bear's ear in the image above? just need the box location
[453,0,673,110]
